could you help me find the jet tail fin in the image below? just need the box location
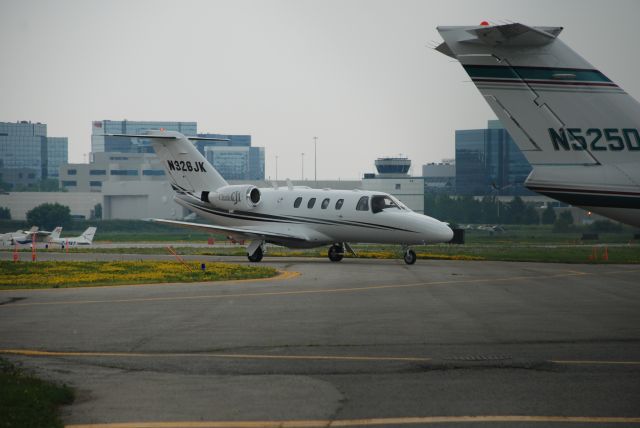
[107,131,229,193]
[437,23,640,167]
[82,227,97,243]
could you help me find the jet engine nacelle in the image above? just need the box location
[202,185,261,210]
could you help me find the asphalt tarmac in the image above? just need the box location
[1,254,639,427]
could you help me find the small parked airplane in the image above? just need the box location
[436,22,640,227]
[109,131,453,264]
[48,227,97,247]
[0,226,53,245]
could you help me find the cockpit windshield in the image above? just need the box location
[371,195,403,213]
[389,195,410,211]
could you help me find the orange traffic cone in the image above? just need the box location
[603,246,609,261]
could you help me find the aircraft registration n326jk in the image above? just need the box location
[108,131,453,264]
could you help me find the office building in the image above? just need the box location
[89,121,265,181]
[56,120,266,218]
[198,134,265,180]
[0,121,68,190]
[455,120,533,196]
[91,120,197,153]
[422,160,455,193]
[59,152,167,192]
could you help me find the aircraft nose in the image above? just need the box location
[439,222,454,243]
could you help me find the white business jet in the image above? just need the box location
[436,22,640,227]
[109,131,453,264]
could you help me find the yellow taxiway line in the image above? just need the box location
[2,349,640,366]
[65,415,640,427]
[0,349,431,363]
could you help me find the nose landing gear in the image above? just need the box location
[328,244,344,262]
[402,246,416,265]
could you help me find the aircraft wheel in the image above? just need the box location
[328,245,344,262]
[403,248,416,265]
[247,246,264,262]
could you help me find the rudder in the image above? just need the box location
[437,23,640,167]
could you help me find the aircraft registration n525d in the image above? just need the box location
[109,130,453,264]
[436,22,640,227]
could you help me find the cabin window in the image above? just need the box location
[335,199,344,210]
[321,198,330,209]
[294,197,303,208]
[371,195,400,213]
[356,196,369,211]
[307,198,316,208]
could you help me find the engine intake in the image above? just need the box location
[202,185,261,210]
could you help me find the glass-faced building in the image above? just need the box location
[91,120,197,153]
[0,121,68,190]
[455,120,533,196]
[196,133,264,181]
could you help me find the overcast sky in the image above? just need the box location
[2,0,639,180]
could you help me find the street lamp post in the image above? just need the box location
[313,136,318,184]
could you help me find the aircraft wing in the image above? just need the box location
[19,230,52,239]
[151,219,310,243]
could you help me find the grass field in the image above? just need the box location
[0,357,74,428]
[0,261,278,290]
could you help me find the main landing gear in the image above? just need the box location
[247,240,264,262]
[247,246,263,262]
[402,246,416,265]
[328,244,344,262]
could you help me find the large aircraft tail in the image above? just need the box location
[108,130,229,193]
[436,23,640,167]
[81,227,97,243]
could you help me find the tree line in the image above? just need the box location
[424,194,554,225]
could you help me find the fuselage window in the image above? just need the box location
[371,195,400,213]
[356,196,369,211]
[321,198,330,209]
[335,199,344,210]
[294,197,303,208]
[307,198,316,209]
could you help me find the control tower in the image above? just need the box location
[373,157,411,177]
[362,156,424,213]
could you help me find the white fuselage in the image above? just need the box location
[49,237,91,246]
[525,164,640,227]
[174,187,453,248]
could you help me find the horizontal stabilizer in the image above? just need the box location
[108,133,229,142]
[465,23,562,47]
[151,219,309,243]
